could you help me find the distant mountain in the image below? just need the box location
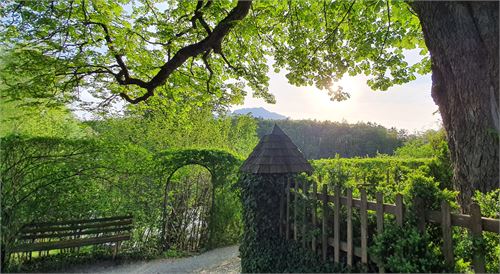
[232,107,287,120]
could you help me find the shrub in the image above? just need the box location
[370,224,448,272]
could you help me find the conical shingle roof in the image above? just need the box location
[240,124,313,174]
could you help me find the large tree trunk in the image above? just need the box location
[410,1,499,212]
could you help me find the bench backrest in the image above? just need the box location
[18,215,133,242]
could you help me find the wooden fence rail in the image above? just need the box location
[281,180,500,273]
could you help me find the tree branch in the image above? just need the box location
[219,51,240,72]
[202,50,214,94]
[191,0,213,35]
[144,1,251,95]
[376,0,391,62]
[86,0,252,104]
[315,0,356,54]
[323,0,328,29]
[80,0,252,104]
[84,21,150,90]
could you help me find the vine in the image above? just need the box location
[239,173,340,273]
[156,149,243,249]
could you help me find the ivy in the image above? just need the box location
[239,173,343,273]
[157,148,243,188]
[156,148,243,248]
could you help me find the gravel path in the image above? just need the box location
[70,245,240,273]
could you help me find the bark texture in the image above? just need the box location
[411,1,499,211]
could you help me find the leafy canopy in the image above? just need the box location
[1,0,428,111]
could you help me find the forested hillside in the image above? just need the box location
[257,119,405,159]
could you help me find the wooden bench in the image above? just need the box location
[12,215,133,259]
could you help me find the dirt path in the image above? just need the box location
[70,245,240,273]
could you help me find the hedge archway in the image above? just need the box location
[156,149,242,249]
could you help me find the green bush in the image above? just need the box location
[370,224,448,272]
[473,192,500,273]
[401,167,457,210]
[311,156,453,205]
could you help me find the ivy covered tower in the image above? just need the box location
[239,124,312,272]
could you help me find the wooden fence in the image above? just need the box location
[280,179,500,273]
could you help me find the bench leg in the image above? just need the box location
[112,242,121,260]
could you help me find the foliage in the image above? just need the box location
[163,248,189,258]
[401,167,457,210]
[311,155,454,203]
[1,0,427,110]
[157,148,243,249]
[453,226,499,274]
[313,156,429,193]
[87,109,258,157]
[1,135,108,263]
[395,138,435,158]
[0,1,266,108]
[161,165,213,252]
[370,224,447,273]
[452,189,500,273]
[0,99,93,138]
[209,179,244,248]
[5,248,114,273]
[239,173,344,273]
[158,148,243,187]
[382,128,452,185]
[239,173,281,272]
[312,156,498,273]
[0,135,245,266]
[394,129,447,158]
[394,129,453,189]
[2,0,496,239]
[0,106,256,269]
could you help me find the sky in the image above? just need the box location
[231,60,441,133]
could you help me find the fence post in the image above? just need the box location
[440,200,454,267]
[346,188,353,266]
[413,196,426,233]
[322,184,328,262]
[294,179,298,241]
[376,192,385,273]
[286,176,291,240]
[395,194,404,226]
[333,185,340,263]
[470,203,485,273]
[360,188,368,264]
[302,179,307,248]
[312,180,318,253]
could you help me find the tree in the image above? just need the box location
[0,99,92,138]
[409,1,498,211]
[0,1,269,109]
[256,119,404,159]
[260,0,498,210]
[0,137,106,265]
[1,0,497,210]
